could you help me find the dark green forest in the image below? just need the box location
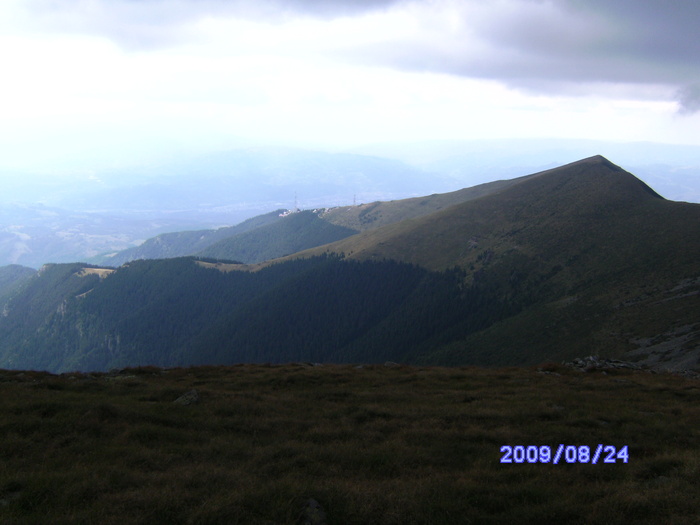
[0,255,522,373]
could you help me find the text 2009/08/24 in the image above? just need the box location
[500,444,629,464]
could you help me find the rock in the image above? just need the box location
[562,355,650,373]
[173,389,199,405]
[298,498,327,525]
[384,361,401,367]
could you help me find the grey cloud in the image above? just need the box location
[23,0,405,50]
[21,0,700,111]
[262,0,404,16]
[677,84,700,115]
[345,0,700,110]
[24,0,223,50]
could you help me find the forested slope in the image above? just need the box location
[0,256,515,372]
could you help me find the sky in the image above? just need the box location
[1,0,700,171]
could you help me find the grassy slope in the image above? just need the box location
[0,363,698,524]
[320,176,529,232]
[98,210,286,267]
[193,178,529,265]
[198,211,358,264]
[294,156,674,269]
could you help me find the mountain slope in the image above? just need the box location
[0,256,485,372]
[285,156,700,367]
[294,156,672,269]
[197,210,359,264]
[318,175,532,232]
[96,209,286,266]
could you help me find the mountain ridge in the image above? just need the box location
[0,156,697,372]
[96,172,543,267]
[282,155,672,271]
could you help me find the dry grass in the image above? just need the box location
[76,268,116,279]
[194,261,250,273]
[0,363,698,524]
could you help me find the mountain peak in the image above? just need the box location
[553,154,623,172]
[582,154,610,163]
[524,155,662,200]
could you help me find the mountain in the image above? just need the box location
[94,209,286,266]
[0,156,697,373]
[286,156,700,367]
[293,156,669,268]
[100,175,530,266]
[191,179,532,264]
[197,210,358,263]
[350,138,700,203]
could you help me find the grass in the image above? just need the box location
[0,363,698,524]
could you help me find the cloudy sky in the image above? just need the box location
[1,0,699,170]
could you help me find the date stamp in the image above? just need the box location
[500,444,629,464]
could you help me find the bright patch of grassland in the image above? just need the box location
[1,364,698,524]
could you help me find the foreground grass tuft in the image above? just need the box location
[0,363,698,524]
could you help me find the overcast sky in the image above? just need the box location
[1,0,699,171]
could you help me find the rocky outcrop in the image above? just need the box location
[562,355,700,379]
[173,389,199,405]
[563,355,650,372]
[298,498,327,525]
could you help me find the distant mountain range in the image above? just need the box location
[0,156,698,373]
[3,140,700,269]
